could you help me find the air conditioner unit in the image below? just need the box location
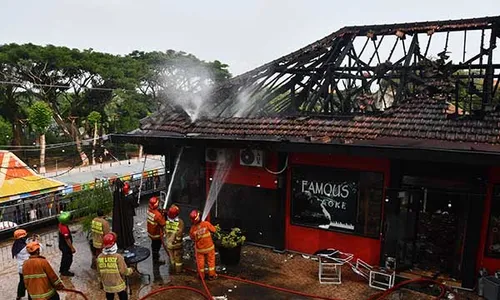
[205,148,226,163]
[240,149,264,167]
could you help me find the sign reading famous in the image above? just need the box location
[291,165,359,231]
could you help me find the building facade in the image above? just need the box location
[114,16,500,289]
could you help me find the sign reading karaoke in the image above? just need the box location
[291,165,359,232]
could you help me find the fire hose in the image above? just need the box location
[366,277,454,300]
[144,231,455,300]
[61,288,89,300]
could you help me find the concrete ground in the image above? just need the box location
[0,209,481,300]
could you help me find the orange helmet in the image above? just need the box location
[189,210,201,224]
[26,241,40,253]
[167,205,180,219]
[149,197,159,209]
[14,229,27,240]
[103,232,117,249]
[123,182,130,195]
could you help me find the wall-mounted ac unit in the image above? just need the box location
[240,149,264,167]
[205,148,226,163]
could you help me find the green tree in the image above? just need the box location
[87,111,101,165]
[0,116,13,145]
[28,101,52,174]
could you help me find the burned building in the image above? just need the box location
[113,16,500,289]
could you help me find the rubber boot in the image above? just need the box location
[91,257,96,269]
[208,274,218,281]
[175,263,183,274]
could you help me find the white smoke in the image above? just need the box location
[233,88,253,118]
[158,60,215,123]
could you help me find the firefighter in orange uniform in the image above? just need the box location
[189,210,217,280]
[97,233,133,300]
[147,196,166,263]
[165,204,185,273]
[22,241,64,300]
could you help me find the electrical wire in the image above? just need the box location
[0,136,106,149]
[264,154,288,175]
[0,80,137,93]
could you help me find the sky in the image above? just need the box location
[0,0,499,76]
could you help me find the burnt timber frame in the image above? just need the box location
[201,16,500,118]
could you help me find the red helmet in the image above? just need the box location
[167,205,180,219]
[149,197,159,209]
[123,182,130,195]
[103,232,117,249]
[189,210,201,224]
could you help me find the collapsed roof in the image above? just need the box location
[122,16,500,155]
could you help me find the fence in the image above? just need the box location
[0,230,61,271]
[0,172,166,232]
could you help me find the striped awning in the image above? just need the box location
[0,151,65,202]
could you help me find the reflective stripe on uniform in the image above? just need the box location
[100,269,120,274]
[165,221,179,233]
[91,220,103,234]
[29,288,56,299]
[149,234,161,239]
[195,233,211,241]
[208,267,215,271]
[196,245,215,253]
[103,282,126,293]
[147,211,157,225]
[24,273,47,279]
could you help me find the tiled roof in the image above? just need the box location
[138,96,500,151]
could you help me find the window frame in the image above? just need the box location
[290,164,384,239]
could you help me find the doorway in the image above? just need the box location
[382,186,484,288]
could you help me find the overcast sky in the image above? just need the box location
[1,0,498,75]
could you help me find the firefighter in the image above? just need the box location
[147,196,166,263]
[164,204,185,273]
[189,210,217,280]
[91,209,110,269]
[58,211,76,277]
[12,229,31,300]
[23,241,64,300]
[97,233,133,300]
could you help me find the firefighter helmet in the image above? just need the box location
[14,229,27,240]
[103,233,117,249]
[189,210,201,224]
[149,197,159,209]
[123,182,130,195]
[58,211,71,224]
[167,205,180,219]
[26,241,41,253]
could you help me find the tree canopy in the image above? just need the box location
[0,43,231,163]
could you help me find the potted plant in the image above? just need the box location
[213,225,246,265]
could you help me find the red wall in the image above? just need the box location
[477,167,500,273]
[205,149,279,190]
[285,153,390,265]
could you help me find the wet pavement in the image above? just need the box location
[0,207,481,300]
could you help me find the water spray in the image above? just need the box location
[137,154,148,204]
[202,151,232,221]
[163,147,184,210]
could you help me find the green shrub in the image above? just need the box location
[213,224,246,248]
[66,186,113,233]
